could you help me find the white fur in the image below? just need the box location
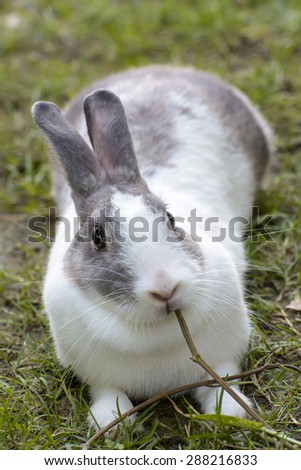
[42,71,268,429]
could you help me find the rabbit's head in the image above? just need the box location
[32,91,236,329]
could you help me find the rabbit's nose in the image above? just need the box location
[149,283,180,303]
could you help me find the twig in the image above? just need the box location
[175,308,272,429]
[82,361,298,449]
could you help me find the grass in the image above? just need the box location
[1,0,300,450]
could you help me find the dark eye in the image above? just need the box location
[92,224,106,250]
[166,211,175,229]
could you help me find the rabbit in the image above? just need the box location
[32,65,272,430]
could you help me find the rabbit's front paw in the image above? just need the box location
[88,388,138,435]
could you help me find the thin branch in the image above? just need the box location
[82,361,298,449]
[175,309,272,429]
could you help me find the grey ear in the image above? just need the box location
[83,90,141,183]
[32,101,100,212]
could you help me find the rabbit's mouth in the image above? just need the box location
[167,297,184,314]
[152,296,186,318]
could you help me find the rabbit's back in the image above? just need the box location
[65,65,272,182]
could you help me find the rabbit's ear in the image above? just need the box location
[84,90,141,183]
[32,101,100,212]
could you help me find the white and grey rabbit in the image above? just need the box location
[32,65,272,429]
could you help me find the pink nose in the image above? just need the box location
[149,283,179,303]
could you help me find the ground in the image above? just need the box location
[0,0,300,450]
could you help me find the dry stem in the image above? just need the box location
[175,309,271,428]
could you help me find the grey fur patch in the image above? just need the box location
[64,185,136,300]
[65,231,136,302]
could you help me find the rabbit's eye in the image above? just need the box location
[92,224,106,250]
[166,211,175,229]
